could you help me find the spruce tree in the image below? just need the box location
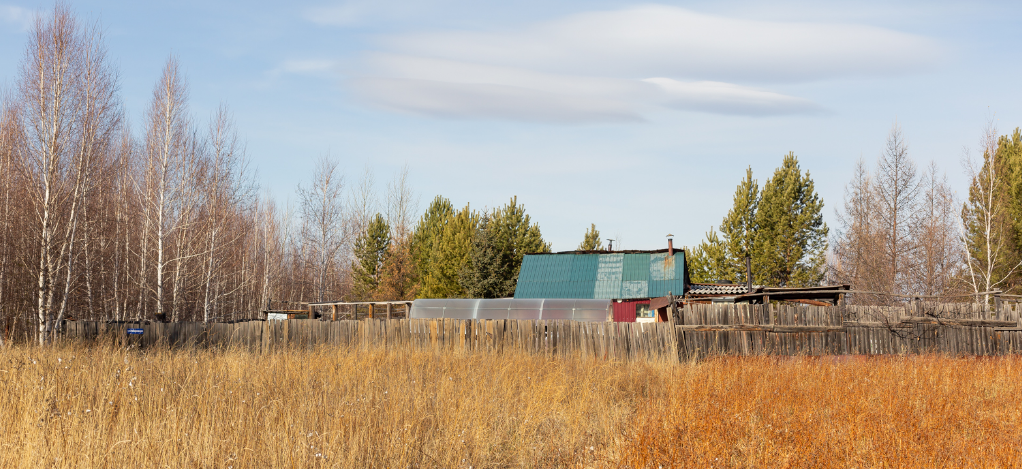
[461,215,509,298]
[753,152,828,287]
[461,197,550,298]
[578,223,604,251]
[351,214,391,300]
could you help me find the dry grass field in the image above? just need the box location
[1,344,1021,468]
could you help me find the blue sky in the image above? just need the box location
[2,0,1021,251]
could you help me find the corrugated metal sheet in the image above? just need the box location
[612,301,636,322]
[594,253,624,298]
[514,251,686,300]
[611,299,651,322]
[687,283,750,295]
[648,252,684,297]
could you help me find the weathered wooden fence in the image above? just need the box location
[677,303,1022,358]
[61,319,680,362]
[59,303,1022,361]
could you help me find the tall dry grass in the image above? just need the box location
[1,345,1021,468]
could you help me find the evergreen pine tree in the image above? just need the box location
[962,129,1022,295]
[688,229,729,283]
[410,196,454,298]
[461,215,509,298]
[578,223,604,251]
[350,214,391,300]
[417,204,478,298]
[754,152,828,287]
[999,129,1022,288]
[719,167,759,283]
[461,197,550,298]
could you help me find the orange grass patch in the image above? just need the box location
[1,345,1021,468]
[622,356,1022,468]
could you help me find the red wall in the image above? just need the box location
[612,300,650,322]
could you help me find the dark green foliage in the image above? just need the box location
[720,167,759,284]
[962,128,1022,293]
[461,196,551,298]
[351,214,391,300]
[753,153,828,287]
[691,154,827,287]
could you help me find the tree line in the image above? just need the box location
[830,122,1022,304]
[690,122,1022,305]
[0,6,555,342]
[687,153,828,288]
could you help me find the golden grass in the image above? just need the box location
[1,345,1021,468]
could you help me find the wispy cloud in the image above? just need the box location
[304,3,365,26]
[303,0,442,27]
[351,77,645,123]
[351,54,821,121]
[644,78,824,116]
[279,59,338,74]
[0,4,34,31]
[383,5,943,83]
[321,4,943,122]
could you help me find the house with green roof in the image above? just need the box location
[513,242,687,322]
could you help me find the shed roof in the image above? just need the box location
[687,283,754,296]
[514,250,686,300]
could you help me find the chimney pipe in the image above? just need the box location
[608,239,613,251]
[745,256,752,292]
[667,235,674,256]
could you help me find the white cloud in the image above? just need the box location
[644,78,824,116]
[382,4,942,83]
[351,77,644,123]
[303,0,443,27]
[304,3,364,26]
[0,5,34,31]
[351,54,822,121]
[333,4,943,122]
[280,59,338,74]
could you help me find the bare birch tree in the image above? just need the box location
[962,122,1022,303]
[0,94,21,345]
[350,165,377,236]
[141,57,191,322]
[52,21,120,332]
[386,165,418,240]
[200,104,252,322]
[298,156,346,302]
[16,5,120,342]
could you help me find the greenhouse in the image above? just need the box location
[409,298,611,322]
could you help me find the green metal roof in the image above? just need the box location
[514,251,686,299]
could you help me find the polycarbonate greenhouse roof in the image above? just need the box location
[410,298,611,322]
[513,251,686,300]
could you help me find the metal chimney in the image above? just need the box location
[667,234,674,256]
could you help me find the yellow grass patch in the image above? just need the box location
[1,345,1020,467]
